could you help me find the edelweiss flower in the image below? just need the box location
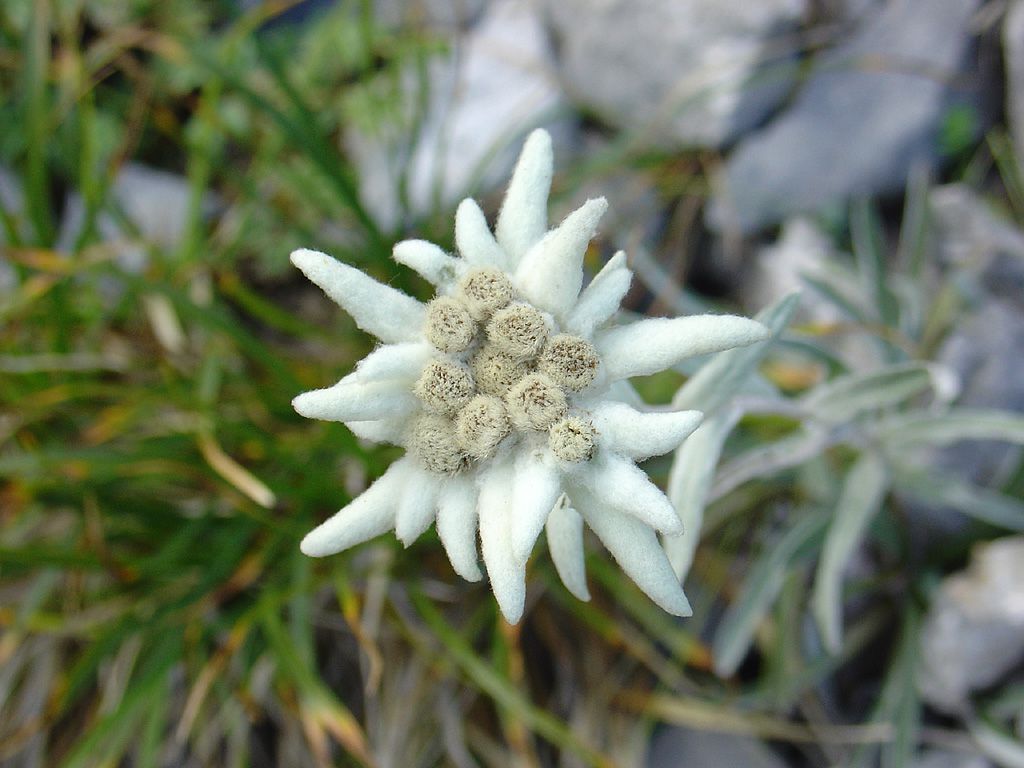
[292,130,769,623]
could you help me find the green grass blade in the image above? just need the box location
[712,512,828,677]
[411,590,614,767]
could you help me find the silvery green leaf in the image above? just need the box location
[812,453,888,655]
[891,465,1024,532]
[711,426,832,501]
[968,718,1024,768]
[673,292,799,415]
[712,512,828,677]
[801,260,871,324]
[664,408,744,581]
[873,409,1024,448]
[851,199,899,327]
[799,362,943,424]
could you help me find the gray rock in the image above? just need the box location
[750,217,838,315]
[931,184,1024,293]
[1006,0,1024,160]
[348,0,570,231]
[543,0,805,149]
[826,0,882,20]
[647,727,790,768]
[750,217,881,369]
[930,185,1024,485]
[709,0,986,233]
[919,537,1024,714]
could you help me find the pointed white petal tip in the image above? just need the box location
[292,392,313,417]
[525,127,553,153]
[299,530,332,557]
[598,315,772,381]
[392,239,460,286]
[455,199,506,268]
[290,247,326,272]
[291,382,417,423]
[593,404,704,460]
[515,197,610,315]
[288,247,425,343]
[577,454,684,534]
[496,130,556,263]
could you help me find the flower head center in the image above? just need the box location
[413,273,601,472]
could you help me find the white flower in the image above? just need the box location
[291,130,769,623]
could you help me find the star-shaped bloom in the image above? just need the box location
[292,130,769,623]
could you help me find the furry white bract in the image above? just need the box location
[290,249,424,343]
[290,128,770,624]
[596,314,771,381]
[392,240,461,286]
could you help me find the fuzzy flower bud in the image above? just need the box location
[505,372,568,431]
[424,296,475,353]
[486,302,550,361]
[413,360,475,416]
[408,414,468,474]
[455,394,511,459]
[538,334,600,392]
[458,268,515,320]
[549,415,597,463]
[471,345,529,397]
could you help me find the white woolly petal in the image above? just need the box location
[565,251,632,337]
[510,450,563,563]
[592,403,704,460]
[571,484,692,617]
[596,315,771,381]
[455,199,508,269]
[291,249,425,343]
[393,239,464,287]
[395,471,441,546]
[293,380,419,422]
[545,498,589,601]
[300,458,412,557]
[478,459,525,624]
[436,476,482,582]
[573,452,683,534]
[355,342,433,383]
[515,198,608,317]
[496,128,553,265]
[344,418,407,445]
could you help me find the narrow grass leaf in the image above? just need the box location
[59,632,182,768]
[849,607,921,768]
[882,610,921,768]
[258,607,373,766]
[619,691,892,745]
[411,590,614,767]
[712,512,828,677]
[197,431,276,508]
[812,453,888,654]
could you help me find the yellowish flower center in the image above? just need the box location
[414,269,599,473]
